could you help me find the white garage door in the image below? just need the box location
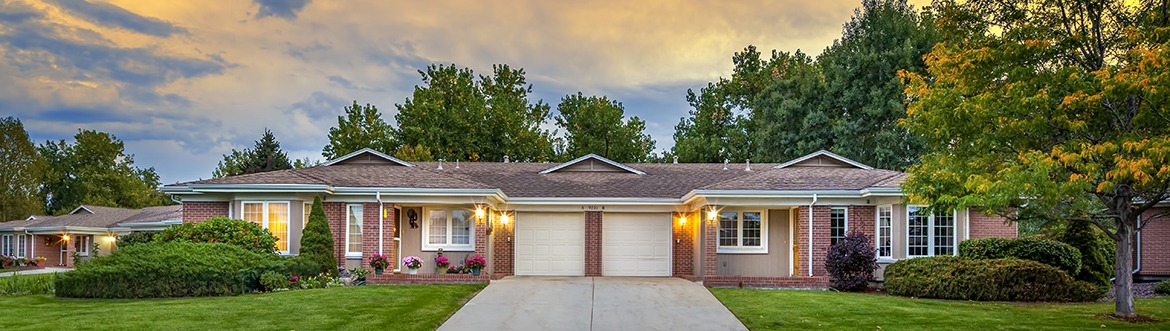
[603,213,672,276]
[514,212,585,276]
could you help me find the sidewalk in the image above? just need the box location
[0,267,71,277]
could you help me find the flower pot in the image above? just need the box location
[437,267,447,275]
[471,267,481,276]
[374,268,384,275]
[407,268,418,275]
[34,261,44,268]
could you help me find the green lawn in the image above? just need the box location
[1,284,485,331]
[712,288,1170,330]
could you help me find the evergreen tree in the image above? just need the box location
[299,196,337,277]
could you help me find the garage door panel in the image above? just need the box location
[514,212,585,276]
[603,213,672,276]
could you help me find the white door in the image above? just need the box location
[514,212,585,276]
[603,213,672,276]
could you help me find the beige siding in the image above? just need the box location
[559,159,626,172]
[892,204,906,259]
[400,206,477,274]
[716,209,792,277]
[787,155,854,168]
[289,200,304,255]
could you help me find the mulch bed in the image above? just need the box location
[1101,283,1167,302]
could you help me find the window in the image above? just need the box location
[876,206,892,258]
[17,234,27,258]
[423,208,474,251]
[242,201,291,254]
[304,202,312,227]
[347,205,363,257]
[716,210,767,253]
[908,206,956,257]
[76,235,92,256]
[830,207,848,246]
[1,235,11,256]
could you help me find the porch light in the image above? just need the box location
[106,235,117,243]
[677,216,686,226]
[62,234,70,242]
[707,207,717,221]
[499,213,510,225]
[475,207,485,219]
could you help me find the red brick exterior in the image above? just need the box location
[703,276,829,288]
[63,235,78,268]
[1140,207,1170,276]
[491,213,515,278]
[849,206,876,242]
[322,202,347,265]
[795,206,833,277]
[672,212,695,277]
[702,210,718,277]
[968,210,1018,239]
[368,273,490,284]
[181,201,229,223]
[473,210,488,269]
[360,203,395,270]
[33,235,66,267]
[584,211,603,276]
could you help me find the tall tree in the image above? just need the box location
[0,117,47,221]
[900,0,1169,317]
[671,81,752,163]
[554,93,655,162]
[40,130,169,215]
[212,129,293,178]
[393,145,435,162]
[322,101,397,160]
[750,50,833,163]
[818,0,938,170]
[395,64,555,162]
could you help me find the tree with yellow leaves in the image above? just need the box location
[901,0,1169,317]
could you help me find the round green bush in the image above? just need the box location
[1057,221,1115,287]
[259,271,288,291]
[884,256,1099,302]
[117,231,159,247]
[55,242,280,298]
[154,217,278,255]
[958,237,1082,276]
[1155,280,1170,295]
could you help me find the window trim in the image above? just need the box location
[906,205,957,258]
[715,209,769,254]
[421,207,475,252]
[76,235,92,256]
[17,234,27,258]
[1,234,11,257]
[830,207,848,246]
[241,201,292,255]
[345,204,363,258]
[876,205,893,260]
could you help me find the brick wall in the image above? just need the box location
[672,212,695,277]
[474,210,488,267]
[796,206,833,277]
[585,211,603,276]
[849,206,876,243]
[368,273,490,284]
[64,234,77,268]
[968,210,1018,239]
[181,201,229,223]
[702,210,718,277]
[703,276,829,289]
[1140,207,1169,276]
[360,203,395,270]
[323,202,347,266]
[492,214,515,278]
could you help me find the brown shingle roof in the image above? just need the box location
[701,167,906,191]
[1,205,182,228]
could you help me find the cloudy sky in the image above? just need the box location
[1,0,929,184]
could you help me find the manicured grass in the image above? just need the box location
[712,288,1170,330]
[0,284,485,330]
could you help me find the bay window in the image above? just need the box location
[907,206,955,257]
[716,209,767,253]
[242,201,291,254]
[423,208,474,251]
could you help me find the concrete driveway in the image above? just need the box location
[438,277,747,331]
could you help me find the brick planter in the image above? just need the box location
[367,273,491,285]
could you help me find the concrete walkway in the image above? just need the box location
[0,267,71,277]
[438,277,747,331]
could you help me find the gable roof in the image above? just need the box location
[323,148,413,167]
[1,205,182,231]
[540,154,646,175]
[774,150,874,170]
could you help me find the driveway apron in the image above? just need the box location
[438,277,747,331]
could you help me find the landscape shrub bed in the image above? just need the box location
[0,273,56,296]
[154,217,278,254]
[884,256,1098,302]
[958,237,1082,276]
[825,233,878,291]
[55,242,279,298]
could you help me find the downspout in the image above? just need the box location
[808,194,818,277]
[377,192,384,255]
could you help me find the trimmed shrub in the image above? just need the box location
[298,196,337,277]
[0,273,56,296]
[1057,221,1115,287]
[260,271,288,291]
[55,242,277,298]
[154,217,278,255]
[959,237,1082,276]
[1155,280,1170,295]
[117,231,159,247]
[825,233,879,291]
[884,256,1099,302]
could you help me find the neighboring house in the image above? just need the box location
[0,205,182,267]
[1139,202,1170,280]
[162,148,1017,287]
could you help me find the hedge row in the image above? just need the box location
[958,237,1082,276]
[55,242,320,298]
[884,256,1098,302]
[154,217,278,255]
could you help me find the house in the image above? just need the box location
[0,205,182,267]
[1139,202,1170,281]
[161,148,1018,286]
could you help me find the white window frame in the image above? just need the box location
[304,202,312,228]
[906,205,957,258]
[830,207,848,246]
[76,235,92,256]
[715,209,769,254]
[1,234,11,256]
[345,204,363,258]
[876,205,893,260]
[241,201,292,255]
[17,234,27,258]
[421,207,475,252]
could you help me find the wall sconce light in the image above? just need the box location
[383,208,388,219]
[106,235,118,243]
[475,207,485,219]
[677,215,687,226]
[62,234,70,242]
[499,212,510,225]
[707,207,718,221]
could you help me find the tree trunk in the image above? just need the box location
[1113,222,1136,317]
